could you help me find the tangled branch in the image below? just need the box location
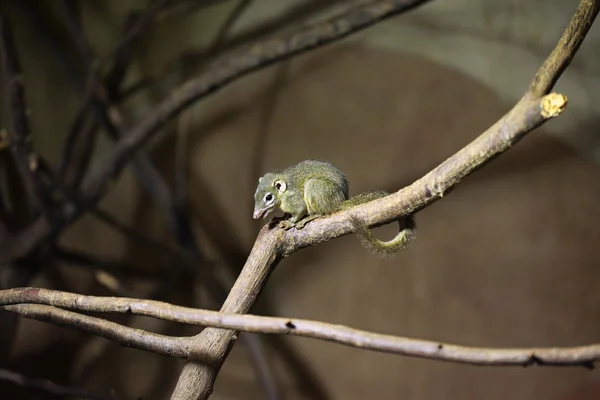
[0,0,434,263]
[0,0,598,399]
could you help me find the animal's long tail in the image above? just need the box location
[342,190,417,257]
[350,215,416,257]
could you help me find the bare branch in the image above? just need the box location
[171,1,598,398]
[0,368,114,400]
[0,0,432,264]
[0,288,598,369]
[0,16,52,215]
[61,0,94,63]
[2,303,195,359]
[81,0,433,202]
[0,1,597,398]
[529,0,600,96]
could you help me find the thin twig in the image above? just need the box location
[0,287,598,368]
[104,0,172,71]
[0,16,51,215]
[80,0,434,203]
[57,67,98,184]
[0,368,115,400]
[0,0,433,264]
[529,0,599,97]
[2,303,196,359]
[61,2,182,234]
[61,0,94,63]
[207,0,254,53]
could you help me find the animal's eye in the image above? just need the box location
[265,193,273,202]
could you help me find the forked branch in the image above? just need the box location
[1,287,599,368]
[0,1,597,400]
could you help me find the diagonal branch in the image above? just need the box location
[0,0,433,264]
[0,2,597,398]
[81,0,434,202]
[529,0,599,97]
[170,1,598,399]
[0,287,599,368]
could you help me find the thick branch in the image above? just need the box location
[2,303,195,359]
[1,287,599,368]
[285,93,567,252]
[171,1,598,399]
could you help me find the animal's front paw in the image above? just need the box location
[279,220,296,230]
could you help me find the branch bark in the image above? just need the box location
[1,287,599,369]
[0,1,597,399]
[2,303,196,359]
[0,0,433,264]
[170,1,598,398]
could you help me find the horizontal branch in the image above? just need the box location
[2,302,196,360]
[1,288,598,367]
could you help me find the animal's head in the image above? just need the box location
[253,173,287,219]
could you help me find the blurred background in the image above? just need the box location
[1,0,600,399]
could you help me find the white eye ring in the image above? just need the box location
[264,193,274,204]
[273,179,287,193]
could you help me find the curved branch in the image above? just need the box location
[0,288,598,368]
[81,0,433,201]
[2,303,195,360]
[0,0,433,265]
[171,1,598,398]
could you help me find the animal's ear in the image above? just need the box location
[273,179,287,193]
[259,177,263,183]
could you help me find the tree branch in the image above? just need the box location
[0,0,433,264]
[0,16,52,216]
[2,303,195,359]
[529,0,599,97]
[0,287,598,369]
[170,1,598,399]
[81,0,433,202]
[0,1,597,399]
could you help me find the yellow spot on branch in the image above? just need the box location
[541,93,568,118]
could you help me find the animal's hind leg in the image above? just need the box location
[292,178,345,229]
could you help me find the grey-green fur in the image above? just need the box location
[253,160,416,256]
